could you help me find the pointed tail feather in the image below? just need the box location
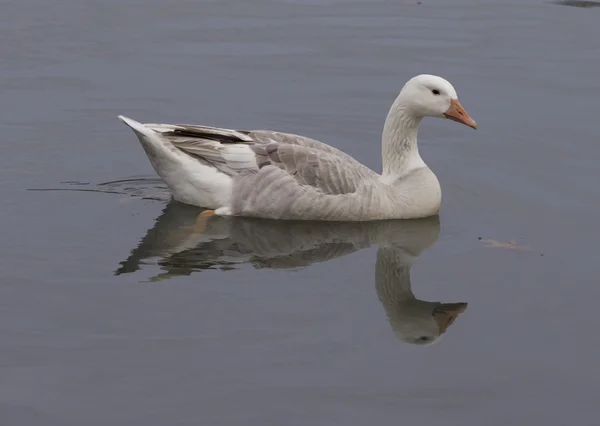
[117,115,157,139]
[117,114,185,169]
[117,114,174,155]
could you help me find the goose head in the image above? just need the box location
[398,74,477,129]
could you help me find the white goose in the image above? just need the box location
[118,74,476,221]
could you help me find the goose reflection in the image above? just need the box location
[117,201,467,345]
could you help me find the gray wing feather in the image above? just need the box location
[147,122,357,165]
[252,143,376,195]
[143,122,383,219]
[231,149,384,221]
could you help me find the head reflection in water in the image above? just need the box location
[117,202,467,345]
[374,233,467,345]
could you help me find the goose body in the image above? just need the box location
[118,74,476,221]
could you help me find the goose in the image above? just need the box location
[118,74,476,221]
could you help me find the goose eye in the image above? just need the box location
[432,89,440,95]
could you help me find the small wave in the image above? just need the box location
[28,176,170,202]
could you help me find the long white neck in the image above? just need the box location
[381,101,425,184]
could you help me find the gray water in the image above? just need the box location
[2,0,600,425]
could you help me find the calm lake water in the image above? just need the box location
[2,0,600,425]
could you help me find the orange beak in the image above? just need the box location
[433,302,468,334]
[444,99,477,129]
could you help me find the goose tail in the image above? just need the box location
[118,115,156,139]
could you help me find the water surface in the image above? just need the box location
[1,0,600,425]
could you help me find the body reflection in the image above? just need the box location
[117,201,467,345]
